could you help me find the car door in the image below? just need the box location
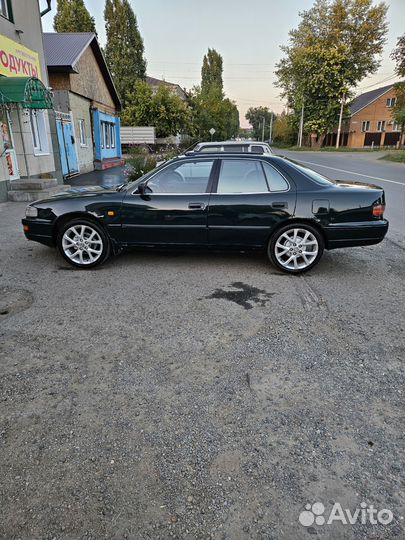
[207,158,296,247]
[120,158,216,245]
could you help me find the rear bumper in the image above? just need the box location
[324,220,389,249]
[22,218,55,247]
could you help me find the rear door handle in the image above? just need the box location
[271,202,288,209]
[188,202,205,210]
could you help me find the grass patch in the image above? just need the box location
[379,150,405,163]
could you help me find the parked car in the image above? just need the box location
[22,154,388,274]
[190,141,273,154]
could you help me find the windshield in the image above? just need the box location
[287,160,335,185]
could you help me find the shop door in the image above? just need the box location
[55,111,79,178]
[1,110,20,180]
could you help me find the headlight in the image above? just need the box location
[26,206,38,218]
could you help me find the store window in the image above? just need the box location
[29,110,49,155]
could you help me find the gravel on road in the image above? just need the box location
[0,201,404,540]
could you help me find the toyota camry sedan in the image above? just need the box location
[22,154,388,274]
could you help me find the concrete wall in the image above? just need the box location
[69,92,94,173]
[0,0,59,200]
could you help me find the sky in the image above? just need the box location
[41,0,405,127]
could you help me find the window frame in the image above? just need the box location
[212,157,290,195]
[0,0,13,21]
[361,120,370,132]
[132,158,217,195]
[29,109,49,156]
[110,123,115,149]
[377,120,386,132]
[386,97,396,107]
[78,118,87,147]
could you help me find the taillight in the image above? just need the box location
[372,204,385,218]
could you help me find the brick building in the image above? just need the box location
[325,83,404,148]
[44,32,122,177]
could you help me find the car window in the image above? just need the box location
[146,160,214,194]
[250,145,265,154]
[262,162,289,191]
[217,159,268,194]
[223,145,248,153]
[199,146,221,152]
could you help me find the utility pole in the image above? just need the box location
[336,93,345,149]
[261,117,265,142]
[269,112,274,143]
[297,100,304,147]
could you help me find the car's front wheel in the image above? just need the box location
[57,218,110,269]
[268,223,324,274]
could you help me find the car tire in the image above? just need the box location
[57,218,111,269]
[268,223,324,274]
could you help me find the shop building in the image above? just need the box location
[44,32,122,177]
[0,0,63,202]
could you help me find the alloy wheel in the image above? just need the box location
[62,225,103,266]
[274,228,319,271]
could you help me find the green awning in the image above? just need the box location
[0,76,53,109]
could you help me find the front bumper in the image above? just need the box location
[22,218,55,247]
[324,219,389,249]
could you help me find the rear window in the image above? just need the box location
[199,146,221,152]
[288,161,335,185]
[222,145,248,153]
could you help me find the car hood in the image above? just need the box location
[334,180,383,191]
[32,185,119,204]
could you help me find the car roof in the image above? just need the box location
[177,152,280,161]
[194,141,269,146]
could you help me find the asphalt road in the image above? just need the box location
[0,200,404,540]
[274,150,405,234]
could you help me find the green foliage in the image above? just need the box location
[379,150,405,163]
[272,111,296,146]
[189,48,239,141]
[245,107,275,141]
[104,0,146,108]
[276,0,388,140]
[392,82,405,138]
[125,148,157,181]
[189,85,239,141]
[201,49,224,97]
[391,33,405,78]
[122,81,192,138]
[54,0,96,33]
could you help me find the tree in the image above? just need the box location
[272,111,296,146]
[190,49,239,140]
[122,81,192,138]
[54,0,96,33]
[275,0,388,145]
[104,0,146,108]
[245,107,275,141]
[391,33,405,78]
[390,34,405,146]
[201,49,224,97]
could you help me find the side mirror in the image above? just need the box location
[137,182,146,195]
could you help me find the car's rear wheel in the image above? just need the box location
[268,223,324,274]
[57,218,110,269]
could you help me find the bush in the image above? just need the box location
[125,148,157,181]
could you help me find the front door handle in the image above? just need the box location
[271,202,288,209]
[188,202,205,210]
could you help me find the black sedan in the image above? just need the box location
[22,154,388,274]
